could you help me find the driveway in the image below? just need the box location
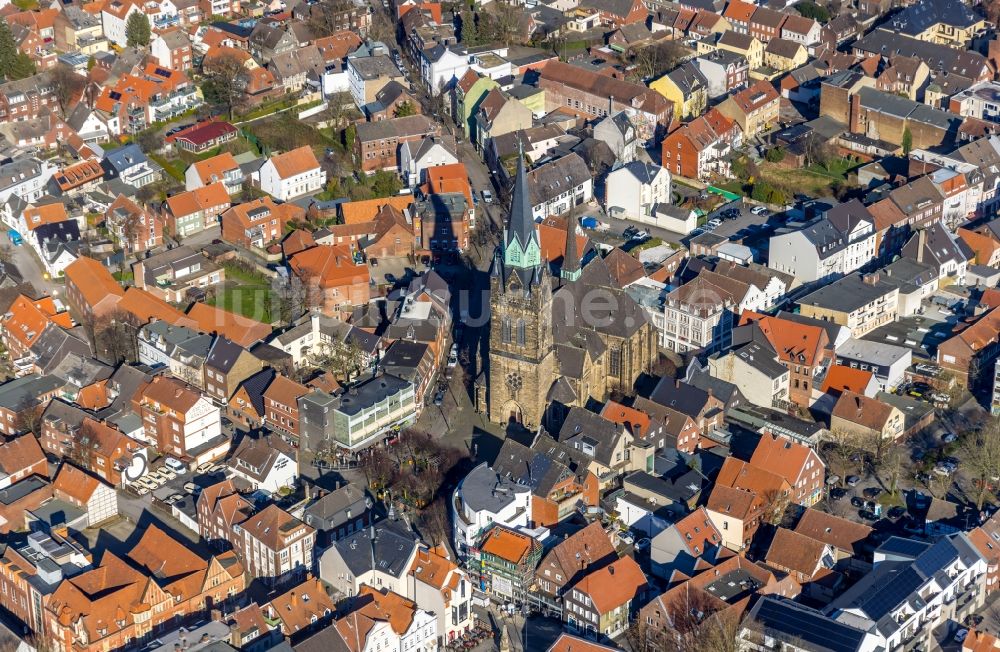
[8,235,59,297]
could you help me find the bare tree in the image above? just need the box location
[307,0,358,37]
[629,40,687,82]
[478,0,524,46]
[51,63,85,114]
[960,416,1000,509]
[202,54,250,119]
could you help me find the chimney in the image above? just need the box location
[675,379,681,389]
[311,310,320,336]
[291,591,297,607]
[862,272,880,285]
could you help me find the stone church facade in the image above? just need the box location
[485,156,657,429]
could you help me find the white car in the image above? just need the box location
[751,205,768,216]
[158,467,177,480]
[707,218,722,228]
[136,485,150,496]
[196,462,213,473]
[482,189,493,204]
[165,457,187,473]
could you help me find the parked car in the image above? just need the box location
[433,391,444,406]
[482,189,493,204]
[862,487,882,499]
[942,433,958,443]
[164,457,187,473]
[619,531,634,546]
[750,205,768,216]
[850,496,864,508]
[846,475,861,487]
[631,230,650,240]
[830,488,847,501]
[707,218,722,228]
[183,482,201,495]
[887,506,906,519]
[196,462,213,473]
[858,510,879,521]
[136,485,150,496]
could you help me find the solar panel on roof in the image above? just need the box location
[858,567,923,619]
[154,67,172,77]
[755,599,867,652]
[913,538,957,576]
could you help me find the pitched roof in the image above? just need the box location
[820,365,876,397]
[480,525,538,564]
[269,577,335,633]
[572,555,646,613]
[267,146,321,179]
[65,256,125,309]
[288,244,369,289]
[794,508,872,553]
[739,310,827,366]
[749,433,816,486]
[725,79,780,115]
[340,196,414,225]
[831,391,896,430]
[765,528,829,578]
[190,152,240,184]
[0,433,46,476]
[716,456,790,499]
[187,303,271,347]
[52,463,103,505]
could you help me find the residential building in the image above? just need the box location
[937,307,1000,388]
[302,482,375,544]
[133,245,224,303]
[186,152,244,194]
[649,507,726,580]
[287,244,371,314]
[830,391,905,442]
[741,597,879,652]
[797,273,899,338]
[0,158,57,205]
[0,434,47,489]
[768,200,877,284]
[0,73,60,125]
[451,462,532,557]
[474,88,533,153]
[749,433,825,507]
[604,162,671,223]
[133,375,222,459]
[355,115,440,173]
[650,62,708,122]
[320,518,420,597]
[826,534,986,651]
[204,336,264,405]
[716,79,780,138]
[105,193,164,253]
[407,545,475,645]
[233,504,315,586]
[706,456,790,551]
[661,108,742,180]
[256,146,326,202]
[101,143,163,188]
[262,373,309,441]
[535,522,616,600]
[563,556,646,639]
[592,112,638,163]
[221,196,306,249]
[167,121,238,153]
[0,374,63,436]
[50,463,118,527]
[526,153,593,220]
[692,49,750,100]
[478,525,543,604]
[835,338,912,391]
[45,525,245,652]
[137,321,212,387]
[347,55,405,110]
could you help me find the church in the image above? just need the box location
[485,156,658,428]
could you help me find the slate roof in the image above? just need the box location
[748,597,870,652]
[332,518,419,579]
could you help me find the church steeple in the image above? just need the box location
[561,208,581,282]
[502,146,541,270]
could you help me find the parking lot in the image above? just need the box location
[129,461,229,505]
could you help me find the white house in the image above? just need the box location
[320,519,420,598]
[421,46,470,95]
[407,546,475,645]
[256,146,326,201]
[227,433,298,494]
[593,112,638,164]
[399,135,458,187]
[527,153,594,221]
[451,462,531,557]
[0,158,57,205]
[769,200,876,284]
[101,0,142,48]
[605,162,671,222]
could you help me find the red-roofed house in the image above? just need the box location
[661,108,742,179]
[64,256,125,321]
[749,432,825,507]
[562,556,647,638]
[716,79,780,138]
[288,245,370,315]
[0,434,48,489]
[167,120,238,153]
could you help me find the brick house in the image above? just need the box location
[287,245,371,315]
[0,374,64,436]
[105,193,164,254]
[0,434,48,489]
[707,457,791,551]
[831,392,905,443]
[133,376,222,459]
[749,432,825,507]
[660,107,742,179]
[63,256,125,322]
[0,72,59,124]
[354,115,440,173]
[220,196,306,249]
[262,373,309,441]
[937,307,1000,388]
[0,294,74,360]
[45,525,245,652]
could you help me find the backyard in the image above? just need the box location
[206,262,275,323]
[757,156,860,198]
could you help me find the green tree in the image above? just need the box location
[460,9,479,45]
[125,12,151,47]
[343,123,356,150]
[0,23,36,81]
[201,53,250,118]
[765,147,785,163]
[371,170,402,197]
[795,0,830,21]
[394,101,416,118]
[902,126,913,155]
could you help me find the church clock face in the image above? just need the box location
[505,372,523,393]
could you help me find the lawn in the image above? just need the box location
[152,154,186,182]
[208,284,274,323]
